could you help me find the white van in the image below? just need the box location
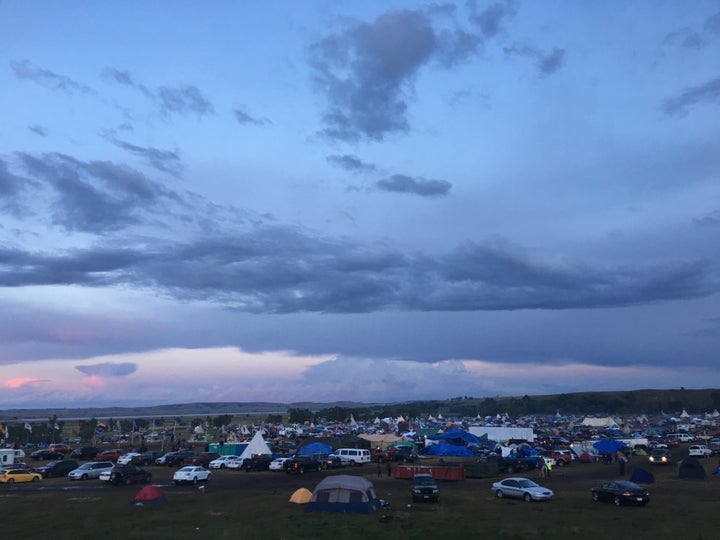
[335,448,371,465]
[667,433,693,443]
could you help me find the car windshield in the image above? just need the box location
[178,467,193,472]
[414,476,436,486]
[518,479,539,488]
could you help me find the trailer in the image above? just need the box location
[0,448,26,467]
[468,426,535,443]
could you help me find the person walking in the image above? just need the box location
[545,459,552,478]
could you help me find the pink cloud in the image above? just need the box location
[4,377,44,389]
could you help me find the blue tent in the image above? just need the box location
[428,429,484,446]
[629,467,655,484]
[593,439,624,454]
[298,442,333,456]
[426,443,476,457]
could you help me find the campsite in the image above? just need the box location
[2,450,718,539]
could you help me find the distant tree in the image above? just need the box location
[264,414,283,424]
[288,408,313,424]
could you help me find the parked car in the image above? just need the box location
[208,455,240,469]
[138,451,163,465]
[0,463,35,474]
[388,446,419,463]
[48,444,71,454]
[183,452,220,468]
[36,459,79,478]
[688,445,713,457]
[116,452,143,465]
[648,448,672,465]
[173,466,211,485]
[157,451,196,467]
[241,454,273,471]
[99,467,115,482]
[109,465,152,486]
[323,454,343,469]
[68,461,115,480]
[491,477,554,502]
[94,449,125,462]
[411,473,439,502]
[269,457,291,471]
[591,480,650,506]
[284,456,323,475]
[539,449,573,466]
[0,468,41,484]
[30,449,65,461]
[70,447,100,460]
[226,457,246,470]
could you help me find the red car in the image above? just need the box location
[95,449,125,462]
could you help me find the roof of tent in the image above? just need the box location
[238,431,272,459]
[307,475,379,514]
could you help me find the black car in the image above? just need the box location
[70,447,100,460]
[411,473,439,502]
[109,464,152,486]
[242,454,273,472]
[284,456,323,475]
[30,449,65,461]
[591,481,650,506]
[138,451,163,466]
[36,459,79,478]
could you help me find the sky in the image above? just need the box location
[1,1,720,410]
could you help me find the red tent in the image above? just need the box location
[133,485,166,505]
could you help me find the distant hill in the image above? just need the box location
[2,388,719,421]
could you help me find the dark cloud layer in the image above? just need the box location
[75,362,137,377]
[326,154,376,173]
[375,174,452,197]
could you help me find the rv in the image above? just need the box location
[0,448,26,467]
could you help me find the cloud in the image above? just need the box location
[326,154,376,173]
[661,76,720,115]
[663,28,707,50]
[468,0,516,37]
[75,362,137,377]
[706,11,720,35]
[105,135,183,177]
[103,67,214,117]
[10,60,95,95]
[233,108,272,126]
[28,125,48,137]
[375,173,452,197]
[157,85,214,116]
[310,9,439,142]
[3,377,47,389]
[0,158,39,217]
[504,43,566,76]
[15,152,179,232]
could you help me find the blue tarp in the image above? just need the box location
[428,429,484,446]
[298,442,333,456]
[593,439,624,454]
[426,443,476,457]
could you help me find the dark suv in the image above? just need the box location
[109,465,153,485]
[411,473,439,502]
[241,454,273,471]
[284,456,322,474]
[36,459,79,478]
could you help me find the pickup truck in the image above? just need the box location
[483,454,535,474]
[284,456,323,475]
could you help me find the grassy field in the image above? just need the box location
[3,455,718,540]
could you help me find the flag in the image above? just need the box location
[0,423,5,437]
[24,422,32,432]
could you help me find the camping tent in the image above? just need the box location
[678,457,707,480]
[133,485,167,506]
[297,442,333,457]
[582,417,618,428]
[306,475,380,514]
[592,439,624,455]
[289,488,312,504]
[629,467,655,484]
[238,431,273,460]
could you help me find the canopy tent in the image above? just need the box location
[306,475,380,514]
[358,434,403,450]
[582,417,618,428]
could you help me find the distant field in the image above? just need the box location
[3,449,718,540]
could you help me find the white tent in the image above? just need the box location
[581,417,618,428]
[238,430,272,459]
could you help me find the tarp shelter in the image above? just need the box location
[593,439,624,455]
[306,475,380,514]
[238,431,273,460]
[629,468,655,484]
[426,443,475,457]
[132,485,167,506]
[358,434,403,449]
[297,442,332,456]
[289,488,312,504]
[678,457,707,480]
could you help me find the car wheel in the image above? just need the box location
[32,476,39,482]
[613,496,622,507]
[556,460,565,467]
[7,478,14,484]
[82,474,88,481]
[523,493,532,502]
[193,476,198,484]
[220,464,226,469]
[495,489,504,499]
[592,492,599,502]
